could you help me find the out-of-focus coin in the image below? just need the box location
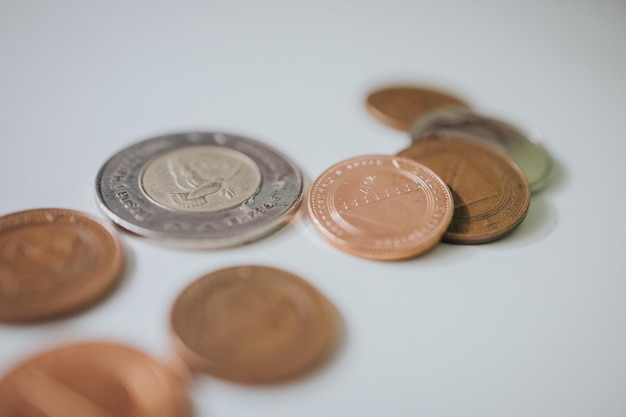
[170,265,335,383]
[398,138,531,244]
[411,107,551,192]
[365,86,469,131]
[0,208,125,322]
[0,342,190,417]
[96,132,303,249]
[308,155,453,260]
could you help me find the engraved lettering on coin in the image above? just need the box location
[141,146,262,212]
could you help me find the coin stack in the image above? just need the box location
[307,85,551,259]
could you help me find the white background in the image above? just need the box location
[1,1,625,416]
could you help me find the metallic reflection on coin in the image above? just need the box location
[308,155,454,260]
[0,208,125,322]
[96,132,303,249]
[398,139,531,244]
[411,107,551,192]
[0,342,190,417]
[366,85,470,132]
[170,265,336,383]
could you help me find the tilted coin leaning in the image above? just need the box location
[96,132,303,248]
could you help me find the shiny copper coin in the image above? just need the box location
[0,342,190,417]
[398,138,531,244]
[0,208,125,322]
[308,155,454,260]
[366,86,469,131]
[170,265,335,383]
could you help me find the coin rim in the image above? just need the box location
[169,265,336,383]
[307,154,454,260]
[0,208,125,322]
[95,132,303,249]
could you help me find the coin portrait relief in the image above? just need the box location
[141,146,262,212]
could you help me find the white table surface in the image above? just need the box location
[1,1,625,416]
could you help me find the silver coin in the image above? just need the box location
[95,132,303,248]
[410,107,552,192]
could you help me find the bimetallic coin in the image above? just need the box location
[0,343,190,417]
[170,265,336,383]
[398,138,531,244]
[410,107,552,192]
[96,132,303,249]
[366,85,469,131]
[0,208,125,322]
[308,155,454,260]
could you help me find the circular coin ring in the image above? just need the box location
[170,265,335,383]
[308,155,454,260]
[410,107,552,192]
[366,85,470,131]
[95,132,303,249]
[398,138,531,244]
[0,343,190,417]
[0,208,125,322]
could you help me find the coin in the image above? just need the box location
[96,132,303,249]
[0,342,190,417]
[308,155,454,260]
[0,208,125,322]
[170,265,335,383]
[397,138,531,244]
[411,107,551,192]
[365,86,469,131]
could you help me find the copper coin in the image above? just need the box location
[0,342,190,417]
[170,265,335,383]
[365,86,469,131]
[410,107,552,192]
[308,155,454,260]
[0,208,125,322]
[397,138,531,244]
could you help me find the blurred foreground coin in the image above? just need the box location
[411,107,552,192]
[366,85,469,131]
[0,342,190,417]
[398,138,531,244]
[96,132,303,249]
[170,265,336,383]
[0,208,125,322]
[308,155,453,260]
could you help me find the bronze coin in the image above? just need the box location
[308,155,454,260]
[170,265,335,383]
[0,342,190,417]
[397,138,531,244]
[365,86,469,131]
[0,208,125,322]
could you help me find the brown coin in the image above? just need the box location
[365,86,469,131]
[308,155,454,260]
[0,342,190,417]
[170,265,335,383]
[397,138,531,244]
[0,208,125,322]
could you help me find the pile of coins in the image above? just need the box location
[307,85,551,259]
[0,83,552,414]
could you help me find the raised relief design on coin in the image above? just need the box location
[141,146,262,212]
[96,132,303,248]
[0,209,125,322]
[398,139,531,244]
[170,265,335,383]
[308,155,453,260]
[0,343,190,417]
[410,107,552,192]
